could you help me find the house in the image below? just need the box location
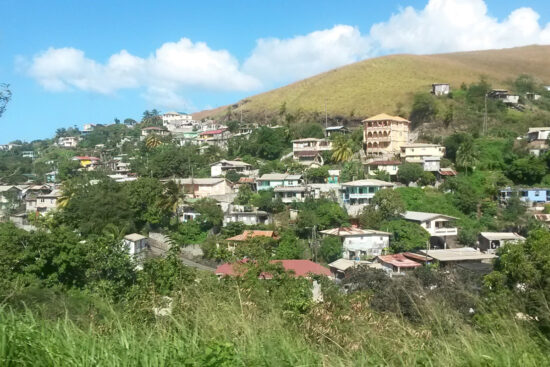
[123,233,148,257]
[376,254,422,274]
[22,151,36,159]
[422,157,441,172]
[274,185,309,203]
[235,177,257,191]
[210,160,256,178]
[57,136,80,148]
[171,178,234,198]
[438,168,457,179]
[82,123,96,134]
[325,126,350,137]
[199,129,230,148]
[400,143,445,163]
[291,138,333,166]
[418,247,496,266]
[162,112,194,132]
[26,189,61,214]
[309,183,341,200]
[477,232,525,254]
[327,170,340,184]
[341,179,393,206]
[432,83,450,96]
[363,113,410,157]
[526,92,541,101]
[72,156,100,170]
[141,126,169,140]
[216,259,331,278]
[499,187,550,204]
[225,230,278,252]
[320,226,390,259]
[526,127,550,156]
[257,174,303,191]
[401,211,458,248]
[223,206,271,226]
[328,258,371,279]
[45,171,58,183]
[179,203,200,223]
[366,160,401,177]
[527,140,549,157]
[488,89,519,105]
[0,143,21,151]
[173,131,200,146]
[534,213,550,227]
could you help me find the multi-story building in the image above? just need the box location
[291,138,332,166]
[57,136,80,148]
[256,174,303,191]
[162,112,194,132]
[363,113,410,157]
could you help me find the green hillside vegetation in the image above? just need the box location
[195,45,550,125]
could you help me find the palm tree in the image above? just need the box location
[456,140,480,175]
[331,135,354,162]
[57,180,79,208]
[146,134,162,149]
[161,181,185,220]
[102,223,128,241]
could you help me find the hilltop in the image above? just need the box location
[194,45,550,121]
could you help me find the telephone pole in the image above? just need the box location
[483,93,488,135]
[324,99,328,137]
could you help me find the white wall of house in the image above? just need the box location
[123,238,148,256]
[342,235,390,259]
[420,218,457,236]
[401,145,445,163]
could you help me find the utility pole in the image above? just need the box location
[240,107,243,124]
[483,93,488,135]
[324,99,328,137]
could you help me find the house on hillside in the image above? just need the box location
[0,185,23,218]
[123,233,148,258]
[366,160,401,177]
[327,170,340,184]
[401,211,458,248]
[257,174,303,191]
[376,254,422,274]
[225,230,278,252]
[477,232,525,254]
[26,189,61,215]
[526,127,550,156]
[57,136,80,148]
[210,160,256,178]
[400,143,445,163]
[141,126,169,140]
[325,126,350,137]
[72,156,100,171]
[320,227,390,259]
[223,205,271,226]
[215,259,331,279]
[291,138,332,166]
[162,112,194,132]
[171,178,234,198]
[363,113,410,157]
[488,89,519,105]
[499,187,550,205]
[432,83,450,96]
[199,129,230,148]
[418,248,496,269]
[274,185,309,203]
[328,258,372,279]
[341,179,393,205]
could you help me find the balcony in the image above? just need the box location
[366,125,391,131]
[365,135,391,142]
[430,227,458,236]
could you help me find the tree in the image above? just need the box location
[123,177,168,228]
[274,231,306,260]
[331,135,354,162]
[456,140,480,175]
[296,198,349,237]
[193,198,224,232]
[225,169,243,183]
[319,236,342,263]
[124,118,137,126]
[409,93,437,128]
[360,189,405,229]
[419,171,436,186]
[340,161,364,182]
[161,180,185,218]
[505,156,547,185]
[444,133,472,161]
[306,166,329,183]
[146,135,162,149]
[380,220,430,253]
[234,185,253,206]
[397,163,423,184]
[0,83,11,118]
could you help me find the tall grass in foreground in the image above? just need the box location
[1,281,549,367]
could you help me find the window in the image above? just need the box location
[425,221,431,228]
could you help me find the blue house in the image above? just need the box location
[499,187,550,204]
[341,179,394,205]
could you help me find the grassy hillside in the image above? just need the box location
[194,45,550,120]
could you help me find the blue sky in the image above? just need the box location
[1,0,550,143]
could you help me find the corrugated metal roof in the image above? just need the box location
[479,232,525,241]
[418,248,497,262]
[273,185,307,192]
[342,179,393,187]
[320,227,390,236]
[377,254,422,268]
[402,211,458,222]
[124,233,147,241]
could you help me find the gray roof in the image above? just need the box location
[341,179,394,187]
[402,211,458,222]
[258,173,302,181]
[211,160,251,168]
[479,232,525,241]
[418,248,496,262]
[274,186,307,192]
[124,233,147,241]
[325,126,347,131]
[172,178,228,185]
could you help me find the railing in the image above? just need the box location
[365,136,391,142]
[432,228,458,236]
[366,126,391,131]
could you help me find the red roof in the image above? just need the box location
[215,259,331,278]
[403,252,433,262]
[238,177,255,184]
[377,254,422,268]
[439,169,457,176]
[367,160,402,166]
[200,129,226,136]
[226,230,277,242]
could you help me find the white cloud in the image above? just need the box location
[243,25,370,84]
[369,0,550,54]
[23,38,261,108]
[21,0,550,109]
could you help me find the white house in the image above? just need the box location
[366,160,401,176]
[401,211,458,247]
[57,136,80,148]
[488,89,519,105]
[341,179,394,216]
[422,157,441,172]
[292,138,332,166]
[274,185,309,203]
[527,127,550,142]
[320,227,390,260]
[257,174,303,191]
[0,185,23,218]
[210,160,256,178]
[26,189,61,215]
[223,205,271,226]
[123,233,148,257]
[141,127,169,140]
[400,143,445,163]
[162,112,194,132]
[432,83,450,96]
